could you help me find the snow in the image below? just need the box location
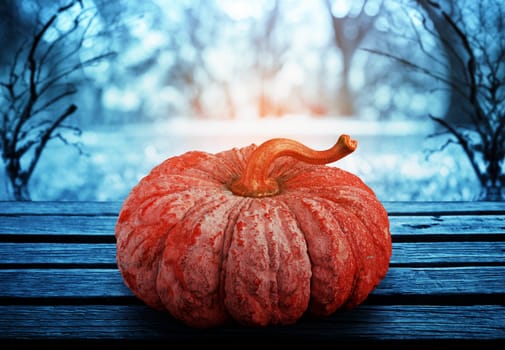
[0,117,480,201]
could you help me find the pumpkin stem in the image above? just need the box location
[230,134,357,197]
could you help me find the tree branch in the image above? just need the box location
[9,3,76,164]
[31,85,78,116]
[25,104,77,179]
[362,48,463,93]
[429,114,485,185]
[436,4,492,137]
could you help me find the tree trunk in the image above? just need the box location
[12,183,30,201]
[335,80,354,116]
[478,185,504,201]
[478,154,504,201]
[418,0,472,125]
[5,158,31,201]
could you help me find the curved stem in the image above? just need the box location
[230,134,357,197]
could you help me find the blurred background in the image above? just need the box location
[0,0,503,202]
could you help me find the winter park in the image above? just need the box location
[0,0,502,202]
[0,0,504,346]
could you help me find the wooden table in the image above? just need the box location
[0,201,504,347]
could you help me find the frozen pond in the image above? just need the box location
[0,117,480,201]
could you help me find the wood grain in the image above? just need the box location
[0,201,503,344]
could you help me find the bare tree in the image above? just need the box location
[163,1,237,119]
[251,0,289,117]
[416,1,470,125]
[0,0,114,200]
[324,0,383,116]
[366,0,505,201]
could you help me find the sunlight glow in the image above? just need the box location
[165,115,434,139]
[103,87,141,111]
[217,0,270,20]
[331,0,352,18]
[364,0,381,16]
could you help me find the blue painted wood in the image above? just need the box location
[0,201,503,345]
[1,214,504,235]
[0,305,503,341]
[1,241,504,265]
[0,267,504,298]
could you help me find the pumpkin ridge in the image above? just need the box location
[298,190,391,308]
[281,195,357,316]
[283,168,374,197]
[156,193,241,328]
[157,190,233,254]
[285,185,388,249]
[116,175,227,247]
[299,185,392,274]
[136,174,225,196]
[151,195,209,293]
[321,200,370,310]
[161,173,233,187]
[118,188,229,311]
[256,199,285,323]
[215,145,254,183]
[328,203,379,309]
[223,198,311,326]
[117,189,207,246]
[151,151,238,185]
[124,188,224,255]
[218,196,252,322]
[116,188,203,310]
[336,194,392,298]
[266,197,312,321]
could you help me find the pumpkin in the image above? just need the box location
[115,134,392,328]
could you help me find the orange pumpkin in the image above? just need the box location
[115,135,392,328]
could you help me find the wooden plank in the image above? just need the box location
[391,215,505,234]
[390,242,505,265]
[1,267,504,299]
[384,201,505,216]
[0,214,504,236]
[0,242,504,266]
[0,200,504,216]
[0,304,503,341]
[0,215,115,235]
[0,201,123,216]
[0,201,503,345]
[0,243,116,265]
[0,269,131,298]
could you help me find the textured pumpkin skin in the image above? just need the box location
[115,143,392,328]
